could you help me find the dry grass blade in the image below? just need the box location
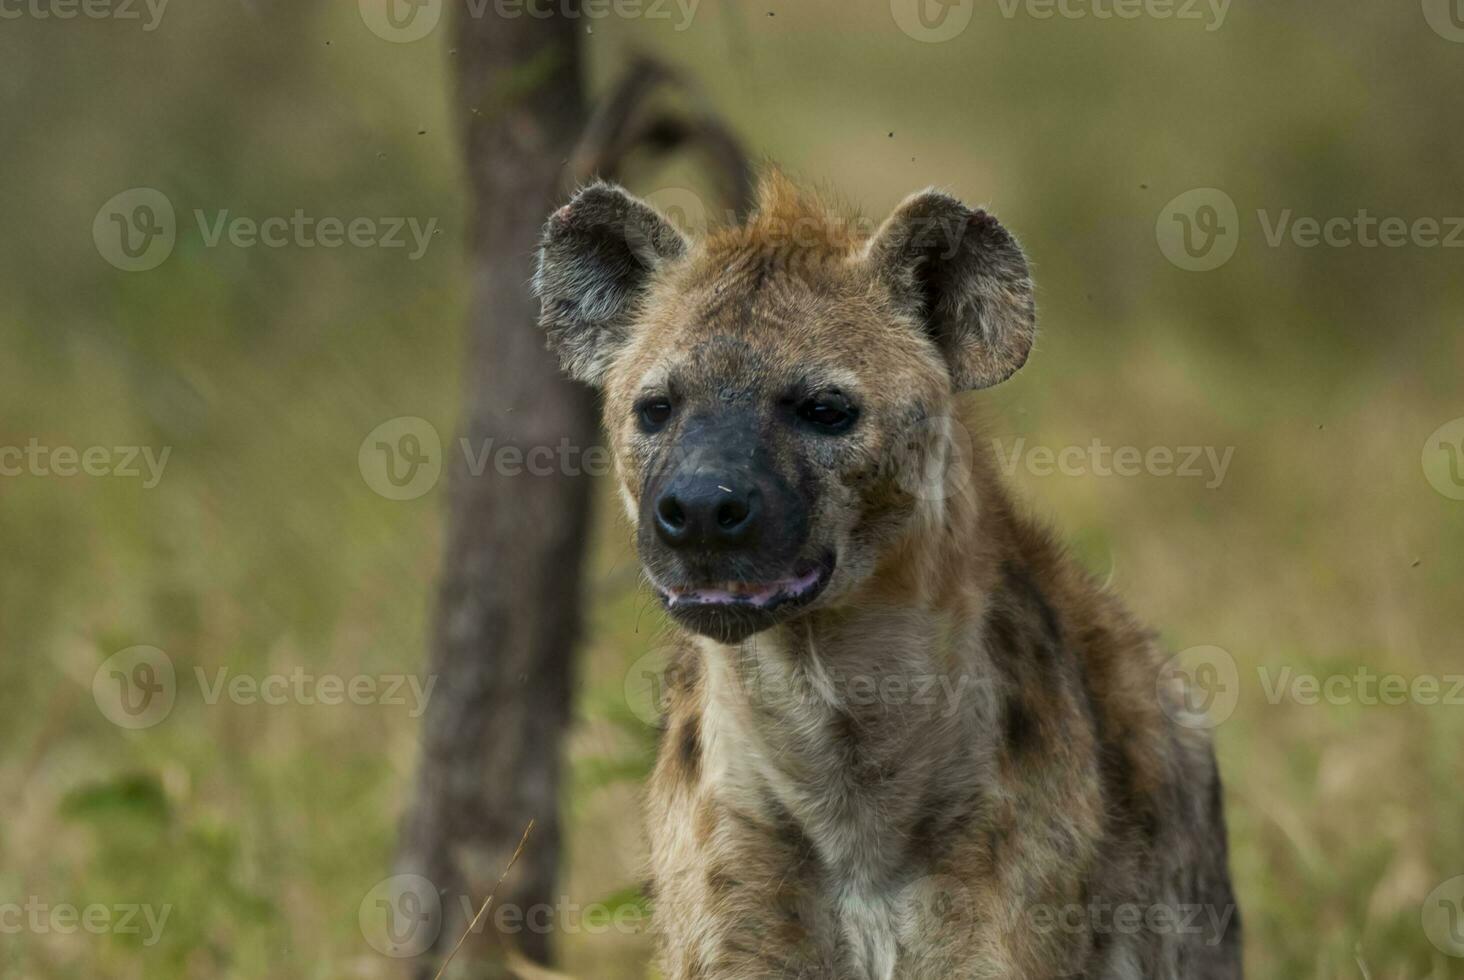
[431,820,536,980]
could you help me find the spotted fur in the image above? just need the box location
[535,172,1241,979]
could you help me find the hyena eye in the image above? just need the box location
[795,392,859,434]
[637,397,674,433]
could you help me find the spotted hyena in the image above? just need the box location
[533,172,1241,979]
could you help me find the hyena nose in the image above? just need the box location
[654,477,763,551]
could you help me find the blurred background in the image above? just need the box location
[2,1,1463,977]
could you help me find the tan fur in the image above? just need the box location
[537,174,1240,979]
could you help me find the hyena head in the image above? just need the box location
[534,173,1035,644]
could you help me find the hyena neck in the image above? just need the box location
[693,460,1014,880]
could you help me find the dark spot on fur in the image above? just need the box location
[1004,696,1039,754]
[678,713,701,777]
[984,600,1023,656]
[1095,728,1160,845]
[1000,559,1063,648]
[750,250,775,293]
[909,784,986,866]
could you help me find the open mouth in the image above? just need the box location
[655,554,834,620]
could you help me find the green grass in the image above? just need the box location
[3,2,1464,977]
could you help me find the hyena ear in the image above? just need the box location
[533,182,689,386]
[864,190,1036,391]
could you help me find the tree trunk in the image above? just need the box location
[396,5,593,977]
[396,12,752,972]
